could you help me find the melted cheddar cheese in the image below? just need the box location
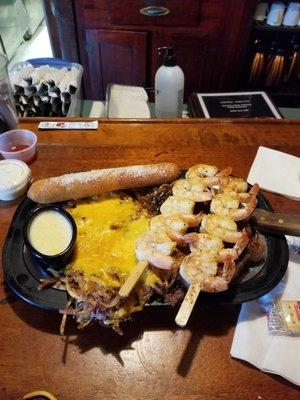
[66,193,161,288]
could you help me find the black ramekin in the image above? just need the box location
[23,204,77,271]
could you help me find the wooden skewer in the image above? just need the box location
[175,281,203,327]
[118,260,148,298]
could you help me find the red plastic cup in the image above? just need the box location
[0,129,37,164]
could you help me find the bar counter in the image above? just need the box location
[0,117,299,400]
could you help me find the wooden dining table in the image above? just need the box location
[0,117,300,400]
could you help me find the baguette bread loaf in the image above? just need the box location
[27,162,180,203]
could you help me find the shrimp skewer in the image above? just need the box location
[175,220,250,323]
[136,164,236,270]
[175,251,216,327]
[175,169,257,327]
[175,229,247,327]
[175,249,229,327]
[121,162,248,302]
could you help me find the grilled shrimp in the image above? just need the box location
[200,214,242,243]
[172,178,212,202]
[186,164,232,187]
[180,250,219,281]
[149,215,188,234]
[210,180,259,221]
[210,193,257,221]
[219,178,260,202]
[183,232,224,253]
[217,229,250,262]
[219,176,248,194]
[183,230,249,263]
[150,214,202,246]
[210,193,240,216]
[160,195,195,217]
[135,231,176,269]
[186,164,218,179]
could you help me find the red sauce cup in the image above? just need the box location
[0,129,37,164]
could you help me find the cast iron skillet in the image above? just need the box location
[2,190,289,310]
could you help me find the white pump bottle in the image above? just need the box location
[155,46,184,118]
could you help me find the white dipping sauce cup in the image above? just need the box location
[0,159,31,201]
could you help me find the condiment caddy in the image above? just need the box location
[9,58,83,117]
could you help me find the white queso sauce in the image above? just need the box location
[28,210,73,256]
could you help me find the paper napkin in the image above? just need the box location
[108,85,150,118]
[231,241,300,386]
[248,146,300,201]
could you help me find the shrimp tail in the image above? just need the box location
[216,167,232,179]
[222,256,237,282]
[238,183,259,202]
[237,193,251,202]
[236,228,251,253]
[182,232,199,243]
[218,228,250,262]
[203,276,228,292]
[231,198,257,221]
[148,253,174,270]
[180,212,204,227]
[166,229,187,246]
[249,183,260,197]
[200,167,232,187]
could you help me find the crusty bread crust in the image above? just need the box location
[27,162,180,203]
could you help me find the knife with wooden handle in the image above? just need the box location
[251,209,300,236]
